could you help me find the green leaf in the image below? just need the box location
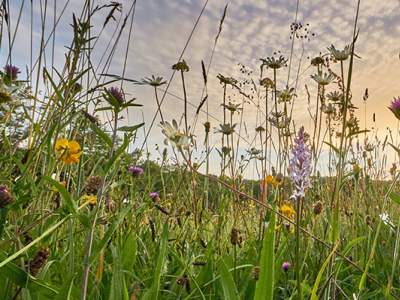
[218,258,239,300]
[104,134,130,173]
[310,243,339,300]
[389,192,400,206]
[142,224,169,300]
[121,230,137,271]
[117,123,144,132]
[90,122,113,148]
[324,141,341,156]
[42,176,77,214]
[0,253,59,297]
[90,206,131,264]
[254,208,276,300]
[389,143,400,156]
[347,129,369,138]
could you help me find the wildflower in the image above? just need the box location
[261,54,288,69]
[289,127,312,200]
[323,103,335,115]
[326,91,343,103]
[248,147,262,156]
[218,123,236,135]
[379,212,395,230]
[221,146,231,155]
[311,56,324,66]
[280,202,296,220]
[128,166,144,176]
[84,176,102,195]
[0,185,13,208]
[282,261,290,272]
[255,126,265,133]
[54,138,82,164]
[140,75,167,87]
[81,194,97,206]
[327,44,351,61]
[311,71,334,86]
[172,60,189,72]
[217,74,237,86]
[389,97,400,120]
[4,65,20,81]
[265,175,282,188]
[222,101,242,113]
[313,201,323,215]
[106,86,125,105]
[150,192,160,202]
[278,87,296,103]
[260,77,274,88]
[160,120,190,148]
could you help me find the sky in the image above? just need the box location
[3,0,400,178]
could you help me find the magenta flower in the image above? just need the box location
[128,166,144,176]
[150,192,159,201]
[289,127,312,200]
[4,65,20,81]
[107,87,125,104]
[389,97,400,120]
[282,261,290,272]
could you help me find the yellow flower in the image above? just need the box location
[81,194,97,205]
[280,202,295,220]
[55,138,82,164]
[264,175,282,188]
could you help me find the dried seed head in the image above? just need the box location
[28,248,49,276]
[0,185,13,208]
[313,201,323,215]
[84,176,103,195]
[203,121,211,133]
[230,228,242,246]
[252,266,260,280]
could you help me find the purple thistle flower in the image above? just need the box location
[4,65,20,81]
[389,97,400,120]
[150,192,159,201]
[128,166,144,176]
[107,87,125,104]
[289,127,312,200]
[282,261,290,272]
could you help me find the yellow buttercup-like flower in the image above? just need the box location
[264,175,282,188]
[280,202,296,220]
[55,138,82,164]
[81,194,97,206]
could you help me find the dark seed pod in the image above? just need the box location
[0,185,13,208]
[149,219,156,242]
[28,249,49,276]
[313,201,323,215]
[84,176,103,195]
[251,266,260,280]
[230,228,242,247]
[192,261,207,266]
